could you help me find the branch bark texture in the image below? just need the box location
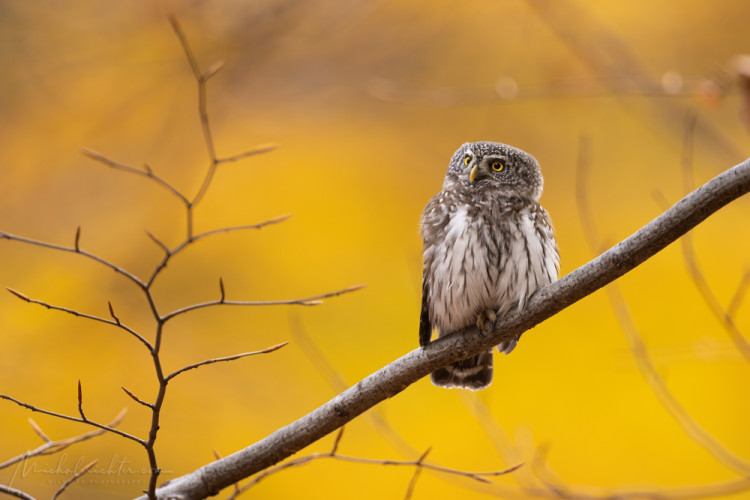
[145,158,750,499]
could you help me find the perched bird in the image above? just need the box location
[419,141,559,390]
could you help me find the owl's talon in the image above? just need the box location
[476,309,497,335]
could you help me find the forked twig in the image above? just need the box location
[5,288,152,350]
[81,148,189,205]
[231,428,520,497]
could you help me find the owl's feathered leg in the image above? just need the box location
[431,350,493,390]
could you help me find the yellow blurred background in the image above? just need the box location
[1,1,749,498]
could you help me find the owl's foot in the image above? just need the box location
[476,309,497,335]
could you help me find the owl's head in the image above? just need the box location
[445,141,544,201]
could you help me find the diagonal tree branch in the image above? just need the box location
[143,157,750,499]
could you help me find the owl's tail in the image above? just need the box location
[431,350,493,390]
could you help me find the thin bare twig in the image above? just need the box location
[0,231,145,288]
[81,149,189,206]
[165,342,289,382]
[77,381,86,421]
[51,459,97,500]
[216,144,279,164]
[27,419,51,443]
[5,288,152,350]
[161,284,365,322]
[232,429,519,497]
[168,16,217,211]
[122,387,153,409]
[403,448,430,500]
[0,484,35,500]
[145,215,291,288]
[0,394,143,446]
[0,410,126,471]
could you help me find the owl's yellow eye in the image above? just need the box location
[491,161,504,172]
[463,155,471,166]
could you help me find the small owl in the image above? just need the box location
[420,141,559,390]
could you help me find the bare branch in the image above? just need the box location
[165,342,289,382]
[218,278,225,303]
[0,484,36,500]
[202,60,225,81]
[74,226,80,252]
[168,16,202,81]
[216,144,279,165]
[146,231,170,254]
[5,288,152,350]
[161,284,365,322]
[145,215,291,288]
[403,448,431,500]
[81,148,189,206]
[122,386,153,409]
[231,431,518,498]
[0,231,145,289]
[27,418,51,443]
[0,409,126,471]
[146,157,750,499]
[0,394,144,446]
[77,381,85,421]
[107,300,121,325]
[51,459,97,500]
[190,216,292,244]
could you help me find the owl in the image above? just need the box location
[419,141,559,390]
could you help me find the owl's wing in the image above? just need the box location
[419,277,432,347]
[418,193,449,347]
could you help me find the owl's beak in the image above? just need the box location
[469,164,480,183]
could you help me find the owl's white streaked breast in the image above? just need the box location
[424,203,557,335]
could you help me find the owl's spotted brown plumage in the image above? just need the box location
[420,141,559,390]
